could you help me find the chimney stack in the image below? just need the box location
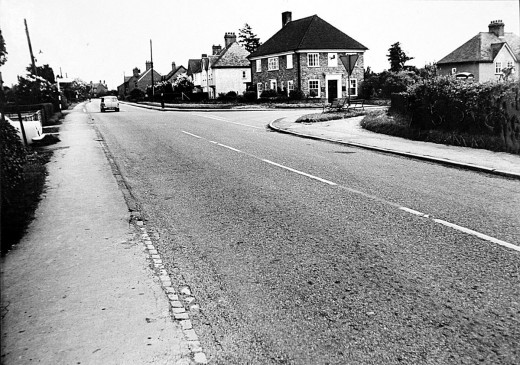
[146,61,152,71]
[282,11,292,27]
[488,20,505,37]
[212,44,222,55]
[133,67,140,77]
[201,54,208,58]
[172,61,176,70]
[224,32,237,48]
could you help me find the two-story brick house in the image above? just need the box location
[247,12,367,100]
[118,62,163,98]
[437,20,520,82]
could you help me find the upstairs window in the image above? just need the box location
[328,53,337,67]
[268,57,279,71]
[256,59,262,72]
[287,54,293,69]
[495,62,502,74]
[308,53,320,67]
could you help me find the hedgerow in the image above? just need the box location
[0,117,27,205]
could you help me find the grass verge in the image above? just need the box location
[361,110,509,152]
[296,109,366,123]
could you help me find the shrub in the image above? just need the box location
[242,90,257,102]
[260,89,278,98]
[129,88,145,102]
[289,89,305,100]
[0,117,27,206]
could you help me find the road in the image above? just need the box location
[86,100,520,364]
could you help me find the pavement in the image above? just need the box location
[1,102,518,364]
[0,104,205,365]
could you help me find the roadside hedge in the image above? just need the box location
[0,117,27,205]
[391,78,520,154]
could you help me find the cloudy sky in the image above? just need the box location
[1,0,519,89]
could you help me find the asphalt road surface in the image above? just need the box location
[86,100,519,365]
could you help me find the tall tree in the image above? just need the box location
[0,28,7,66]
[387,42,414,72]
[238,23,261,53]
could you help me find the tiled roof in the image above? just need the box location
[211,42,250,67]
[437,32,520,64]
[248,15,367,58]
[187,59,202,75]
[163,66,186,80]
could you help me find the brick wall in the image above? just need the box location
[251,52,365,98]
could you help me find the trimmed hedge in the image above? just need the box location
[391,78,520,154]
[0,117,27,205]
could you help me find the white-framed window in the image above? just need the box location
[268,57,279,71]
[495,62,502,74]
[308,79,320,97]
[287,80,294,95]
[287,54,293,69]
[348,79,358,96]
[256,59,261,72]
[507,61,514,68]
[270,79,277,90]
[328,53,337,67]
[308,53,320,67]
[451,67,457,75]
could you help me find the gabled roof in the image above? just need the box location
[437,32,520,64]
[248,14,367,59]
[163,65,187,81]
[187,59,202,75]
[137,68,161,82]
[211,42,250,68]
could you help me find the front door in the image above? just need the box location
[327,80,338,102]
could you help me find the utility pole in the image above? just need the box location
[24,19,37,75]
[150,39,155,100]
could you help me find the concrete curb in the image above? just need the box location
[268,118,520,180]
[120,101,322,112]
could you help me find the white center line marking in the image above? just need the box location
[191,113,263,129]
[181,129,517,252]
[433,219,520,252]
[182,131,202,139]
[262,159,337,186]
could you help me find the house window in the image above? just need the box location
[507,61,513,68]
[257,82,263,98]
[328,53,337,67]
[268,57,279,71]
[287,80,294,95]
[349,79,358,96]
[308,53,320,67]
[308,79,320,97]
[270,79,277,90]
[495,62,502,74]
[256,59,261,72]
[287,54,293,69]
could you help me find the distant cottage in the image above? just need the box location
[247,11,367,100]
[187,32,251,98]
[437,20,520,82]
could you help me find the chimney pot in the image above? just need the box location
[172,61,176,70]
[282,11,292,27]
[224,32,237,48]
[488,19,505,37]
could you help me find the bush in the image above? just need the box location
[128,88,145,102]
[360,71,419,99]
[260,89,277,98]
[289,89,305,100]
[0,117,27,206]
[242,91,257,102]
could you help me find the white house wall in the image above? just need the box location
[213,68,250,96]
[479,46,518,82]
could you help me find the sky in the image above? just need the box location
[1,0,519,89]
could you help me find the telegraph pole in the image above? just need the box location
[24,19,37,75]
[150,39,155,100]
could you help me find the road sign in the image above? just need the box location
[339,54,359,75]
